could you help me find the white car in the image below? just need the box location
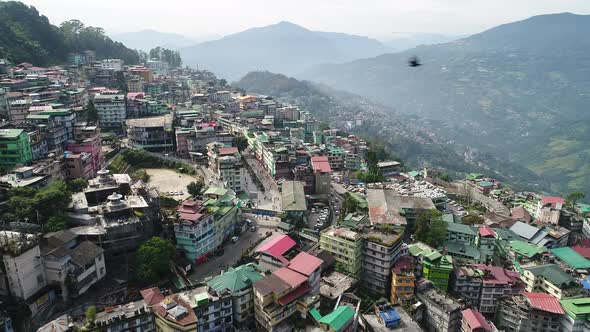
[231,236,239,243]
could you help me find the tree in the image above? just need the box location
[85,306,97,326]
[135,237,175,283]
[232,136,248,152]
[66,178,88,193]
[86,100,99,122]
[461,214,484,225]
[43,214,67,233]
[187,181,204,197]
[415,210,447,247]
[566,192,586,208]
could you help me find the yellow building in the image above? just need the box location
[391,256,415,304]
[521,264,579,299]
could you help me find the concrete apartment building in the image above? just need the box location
[126,114,174,151]
[0,128,33,169]
[310,156,331,195]
[560,298,590,332]
[361,229,405,295]
[255,234,298,273]
[496,292,564,332]
[320,227,363,277]
[520,263,578,300]
[207,263,263,324]
[461,309,497,332]
[390,256,416,305]
[94,92,126,132]
[207,144,244,193]
[417,287,462,332]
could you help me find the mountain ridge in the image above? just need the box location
[180,21,391,80]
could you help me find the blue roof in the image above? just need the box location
[379,309,401,327]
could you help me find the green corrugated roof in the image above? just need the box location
[446,222,477,235]
[318,306,355,331]
[408,171,420,178]
[204,187,228,196]
[348,192,368,209]
[524,264,576,287]
[0,129,24,138]
[551,247,590,269]
[207,263,263,294]
[509,240,546,258]
[561,298,590,317]
[310,308,322,322]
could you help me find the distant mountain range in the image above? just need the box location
[179,21,392,80]
[383,32,464,52]
[234,71,546,192]
[110,29,202,50]
[299,12,590,197]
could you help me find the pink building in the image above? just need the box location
[66,124,104,178]
[65,152,94,180]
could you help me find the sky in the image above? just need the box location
[18,0,590,40]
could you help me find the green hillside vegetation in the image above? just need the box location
[301,13,590,197]
[0,1,139,65]
[234,71,547,192]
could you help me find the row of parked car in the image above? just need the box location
[314,208,330,231]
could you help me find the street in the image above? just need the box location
[187,215,278,283]
[242,149,281,211]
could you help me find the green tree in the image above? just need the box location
[66,178,88,193]
[415,210,447,247]
[187,180,204,197]
[86,100,99,122]
[136,237,175,283]
[566,192,586,208]
[461,214,484,225]
[43,214,68,233]
[232,136,248,152]
[85,306,97,326]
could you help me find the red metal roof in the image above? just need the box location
[572,245,590,259]
[462,309,492,331]
[140,287,164,306]
[273,267,307,288]
[288,252,323,276]
[277,283,311,306]
[393,256,414,274]
[179,212,203,222]
[522,292,565,314]
[479,226,497,238]
[542,196,564,204]
[311,156,332,173]
[256,234,296,264]
[218,147,238,156]
[472,264,519,284]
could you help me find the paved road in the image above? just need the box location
[242,150,281,211]
[187,216,277,283]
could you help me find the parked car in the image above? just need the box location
[231,236,239,243]
[250,226,256,232]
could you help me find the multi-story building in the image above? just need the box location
[310,156,331,195]
[94,299,155,332]
[100,59,124,71]
[0,129,33,169]
[535,196,564,225]
[60,88,88,108]
[450,266,482,308]
[175,199,217,264]
[361,230,405,294]
[188,122,233,155]
[409,243,454,291]
[560,297,590,332]
[520,264,579,299]
[496,292,564,332]
[207,144,245,193]
[255,234,297,273]
[320,227,363,277]
[26,113,69,152]
[174,189,241,264]
[416,286,462,332]
[40,230,106,300]
[126,114,174,151]
[325,145,344,170]
[446,223,477,245]
[207,263,264,324]
[65,151,94,180]
[94,92,126,132]
[127,76,144,93]
[7,98,31,124]
[287,252,323,294]
[476,226,496,264]
[390,256,416,304]
[67,123,104,177]
[475,264,521,314]
[281,181,308,224]
[0,232,46,301]
[253,265,320,331]
[461,309,497,332]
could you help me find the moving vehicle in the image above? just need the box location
[231,236,239,243]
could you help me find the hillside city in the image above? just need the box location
[0,3,590,332]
